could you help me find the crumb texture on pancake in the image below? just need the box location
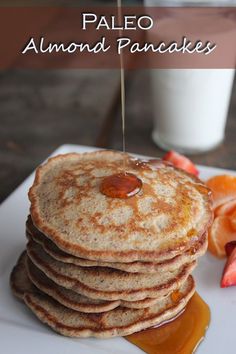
[28,151,213,262]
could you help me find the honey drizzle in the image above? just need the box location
[125,292,210,354]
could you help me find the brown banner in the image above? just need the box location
[0,7,235,69]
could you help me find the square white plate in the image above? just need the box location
[1,144,236,354]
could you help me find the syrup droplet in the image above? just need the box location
[130,158,168,171]
[195,183,212,196]
[100,173,142,199]
[187,228,197,238]
[125,292,210,354]
[171,290,182,303]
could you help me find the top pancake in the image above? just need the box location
[29,150,213,262]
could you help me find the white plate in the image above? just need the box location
[1,144,236,354]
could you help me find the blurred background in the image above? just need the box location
[0,0,235,202]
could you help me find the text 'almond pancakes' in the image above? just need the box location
[10,150,213,338]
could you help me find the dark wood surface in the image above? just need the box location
[0,69,120,202]
[1,69,235,202]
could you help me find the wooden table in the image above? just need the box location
[1,69,235,202]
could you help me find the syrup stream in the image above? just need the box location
[117,0,126,171]
[99,3,143,201]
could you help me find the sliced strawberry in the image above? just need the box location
[162,151,199,176]
[221,247,236,288]
[225,241,236,257]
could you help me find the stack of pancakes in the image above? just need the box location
[10,151,213,338]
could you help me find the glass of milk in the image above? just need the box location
[145,0,235,154]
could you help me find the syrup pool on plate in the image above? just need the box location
[125,292,210,354]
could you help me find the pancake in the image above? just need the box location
[26,256,175,311]
[28,151,213,263]
[10,251,35,299]
[26,215,207,273]
[27,240,196,301]
[10,252,195,338]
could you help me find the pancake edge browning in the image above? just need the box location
[10,252,196,338]
[27,256,175,311]
[28,151,213,263]
[27,240,197,302]
[26,216,208,274]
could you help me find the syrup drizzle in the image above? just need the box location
[120,60,126,171]
[130,158,169,170]
[117,0,126,171]
[125,292,210,354]
[99,0,143,199]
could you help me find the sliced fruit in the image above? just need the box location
[229,209,236,231]
[208,215,236,258]
[162,151,199,176]
[214,198,236,217]
[206,175,236,208]
[221,247,236,288]
[215,198,236,216]
[225,241,236,257]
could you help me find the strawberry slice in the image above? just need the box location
[221,244,236,288]
[162,151,199,176]
[225,241,236,257]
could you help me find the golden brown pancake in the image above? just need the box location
[27,240,196,302]
[10,150,212,339]
[10,252,195,338]
[27,255,175,311]
[28,151,213,263]
[10,251,35,299]
[26,215,207,273]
